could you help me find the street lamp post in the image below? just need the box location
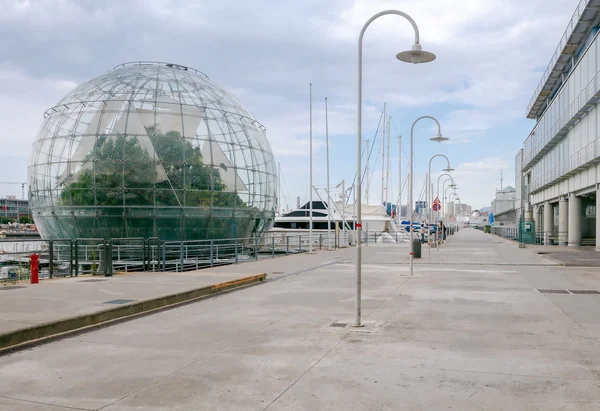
[409,116,448,276]
[427,154,453,221]
[356,10,436,327]
[427,154,453,255]
[443,182,457,221]
[397,135,402,227]
[436,174,455,217]
[325,97,332,250]
[309,83,313,253]
[436,174,455,248]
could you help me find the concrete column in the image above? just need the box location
[533,205,541,238]
[568,194,581,247]
[558,197,568,246]
[543,201,553,245]
[596,186,600,251]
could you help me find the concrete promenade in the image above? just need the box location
[2,229,600,410]
[0,269,267,336]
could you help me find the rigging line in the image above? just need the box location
[280,171,293,211]
[366,133,383,195]
[391,121,411,163]
[347,109,384,202]
[363,110,384,188]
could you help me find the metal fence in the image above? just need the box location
[487,223,579,246]
[0,229,421,283]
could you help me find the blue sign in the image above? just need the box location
[489,213,495,224]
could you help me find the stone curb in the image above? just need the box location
[0,273,267,355]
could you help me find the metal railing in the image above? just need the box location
[526,0,588,117]
[491,226,520,241]
[489,227,580,246]
[0,229,420,283]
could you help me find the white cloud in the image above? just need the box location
[433,157,512,208]
[0,0,577,210]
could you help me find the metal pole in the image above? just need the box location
[309,83,313,253]
[235,238,239,264]
[410,116,444,276]
[342,179,347,246]
[365,139,370,204]
[381,103,386,205]
[353,183,356,245]
[49,240,54,279]
[277,162,281,217]
[325,97,332,250]
[427,154,452,255]
[397,135,402,227]
[255,237,258,260]
[386,115,391,205]
[357,9,423,328]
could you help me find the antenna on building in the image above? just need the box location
[500,169,503,190]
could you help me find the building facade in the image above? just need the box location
[517,0,600,246]
[0,196,30,220]
[492,186,516,225]
[415,201,427,217]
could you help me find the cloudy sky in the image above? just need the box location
[0,0,576,209]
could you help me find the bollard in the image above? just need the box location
[30,254,39,284]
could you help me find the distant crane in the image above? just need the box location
[0,182,27,200]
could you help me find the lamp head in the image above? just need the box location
[397,43,437,64]
[443,167,455,172]
[430,132,449,143]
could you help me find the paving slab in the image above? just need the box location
[0,269,269,335]
[1,228,600,410]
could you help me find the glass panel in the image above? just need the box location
[29,62,277,241]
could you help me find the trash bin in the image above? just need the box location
[412,238,422,259]
[484,225,491,234]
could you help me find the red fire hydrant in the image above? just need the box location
[30,254,39,284]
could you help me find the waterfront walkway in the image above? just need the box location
[2,229,600,410]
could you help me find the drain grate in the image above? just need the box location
[568,290,600,294]
[103,299,137,305]
[330,322,348,328]
[538,289,570,294]
[0,286,26,290]
[78,279,108,283]
[271,271,284,274]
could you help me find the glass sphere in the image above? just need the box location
[28,62,277,241]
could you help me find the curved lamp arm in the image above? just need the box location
[436,173,454,199]
[428,154,452,171]
[411,116,442,139]
[359,10,420,46]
